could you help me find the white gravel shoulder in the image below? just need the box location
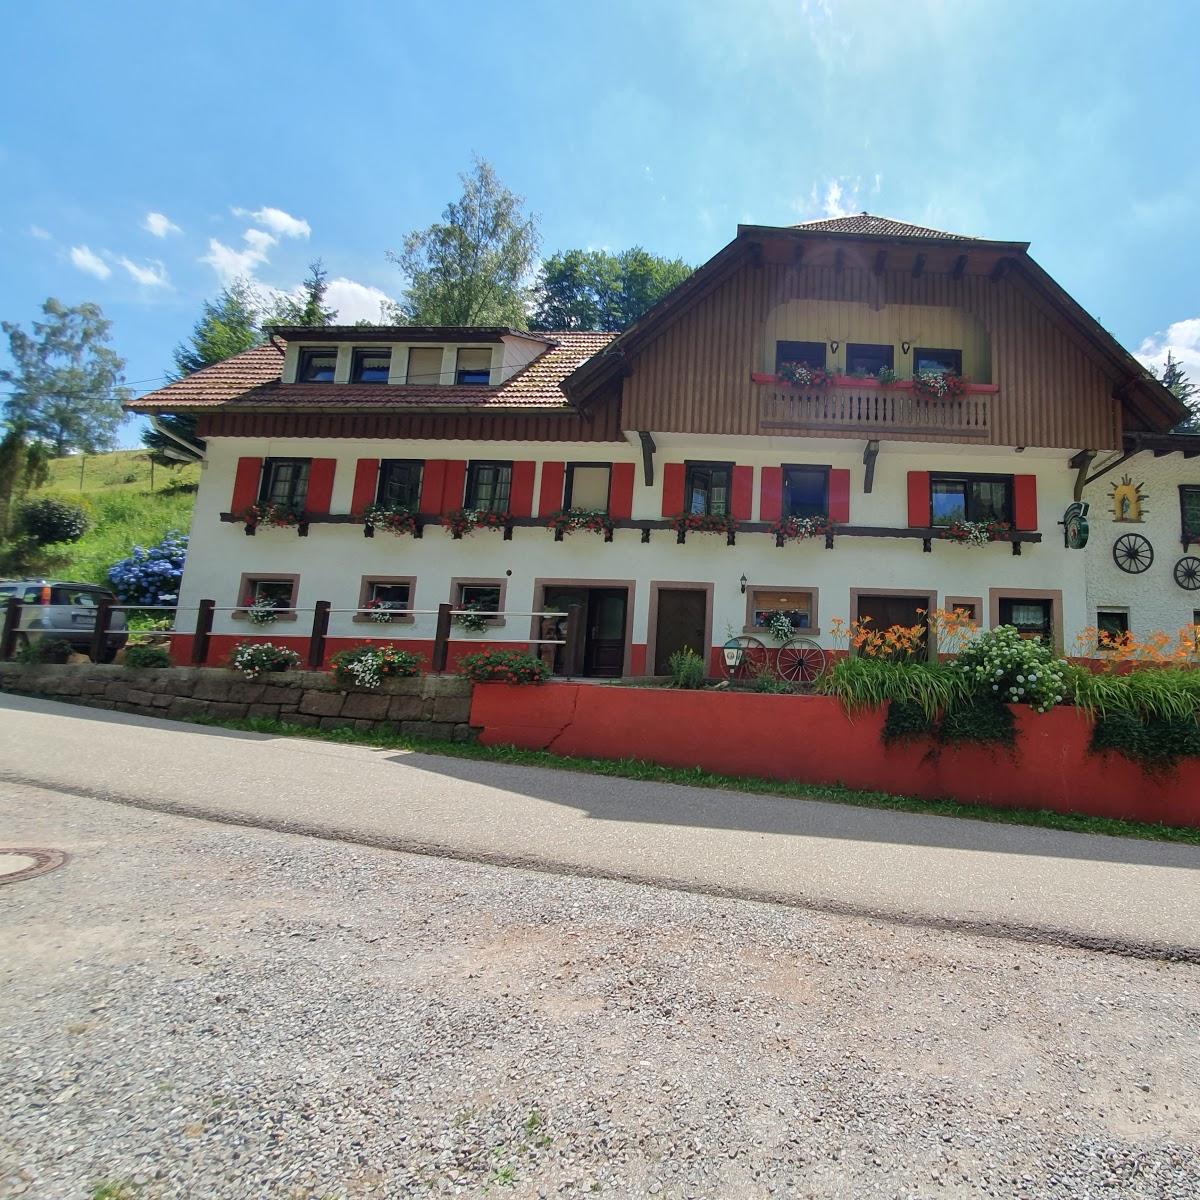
[1,780,1197,1200]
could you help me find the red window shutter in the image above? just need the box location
[442,460,467,511]
[731,466,754,521]
[1013,474,1038,530]
[828,468,851,524]
[350,458,380,513]
[509,461,535,517]
[419,460,447,515]
[537,461,565,517]
[608,462,635,520]
[759,466,782,523]
[661,462,685,516]
[230,456,262,513]
[907,471,931,527]
[306,458,336,514]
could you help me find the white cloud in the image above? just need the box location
[325,277,394,324]
[69,245,111,280]
[29,225,51,240]
[117,256,170,287]
[200,228,275,282]
[242,227,277,254]
[1137,318,1200,388]
[234,205,310,239]
[142,211,181,238]
[794,176,865,221]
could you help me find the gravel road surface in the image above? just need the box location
[2,779,1197,1199]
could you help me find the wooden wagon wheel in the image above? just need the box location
[720,635,766,681]
[1174,556,1200,591]
[775,637,827,684]
[1112,533,1153,574]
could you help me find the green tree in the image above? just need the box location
[170,278,262,378]
[530,247,693,331]
[0,299,129,456]
[264,259,338,327]
[1157,351,1199,432]
[0,425,51,543]
[388,157,540,326]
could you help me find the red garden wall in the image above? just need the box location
[470,683,1200,829]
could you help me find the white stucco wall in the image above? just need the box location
[175,434,1090,661]
[1082,451,1200,639]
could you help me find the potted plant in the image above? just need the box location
[546,508,614,540]
[229,642,301,679]
[943,519,1012,546]
[454,602,492,632]
[360,504,418,537]
[443,508,509,539]
[238,503,304,533]
[776,361,834,388]
[769,515,830,544]
[912,371,970,400]
[244,593,283,625]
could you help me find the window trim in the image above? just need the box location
[781,463,831,519]
[929,471,1014,526]
[454,346,493,386]
[375,458,424,509]
[1096,608,1131,649]
[353,575,417,624]
[845,342,895,376]
[912,346,963,376]
[564,461,613,511]
[350,347,392,384]
[1180,485,1200,543]
[944,596,982,628]
[744,585,819,636]
[296,347,338,383]
[774,339,827,373]
[988,588,1064,651]
[258,457,312,510]
[405,345,445,385]
[233,572,300,622]
[450,576,507,628]
[683,459,735,517]
[464,460,514,513]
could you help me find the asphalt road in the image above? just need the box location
[2,692,1198,958]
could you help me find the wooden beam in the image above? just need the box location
[792,243,805,268]
[911,253,925,279]
[834,248,844,274]
[637,430,656,487]
[1068,449,1096,502]
[952,254,967,281]
[862,439,879,494]
[872,250,887,276]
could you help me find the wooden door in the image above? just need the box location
[584,588,627,677]
[543,586,587,675]
[654,588,708,675]
[855,594,929,658]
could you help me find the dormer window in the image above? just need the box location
[351,348,391,384]
[406,347,443,385]
[775,340,825,374]
[455,347,492,386]
[297,348,337,383]
[913,347,962,376]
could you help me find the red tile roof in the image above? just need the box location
[126,331,617,412]
[791,212,977,240]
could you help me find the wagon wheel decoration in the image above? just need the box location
[775,636,827,684]
[1174,556,1200,591]
[720,635,767,681]
[1112,533,1153,574]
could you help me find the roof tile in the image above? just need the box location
[791,212,976,240]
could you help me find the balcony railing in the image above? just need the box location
[753,373,995,439]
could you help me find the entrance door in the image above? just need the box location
[654,588,708,675]
[855,594,930,658]
[542,586,628,678]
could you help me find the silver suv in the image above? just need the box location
[0,579,129,661]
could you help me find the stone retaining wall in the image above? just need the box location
[0,663,477,741]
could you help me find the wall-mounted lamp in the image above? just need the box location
[739,574,748,594]
[901,340,911,355]
[1014,446,1026,454]
[829,339,840,354]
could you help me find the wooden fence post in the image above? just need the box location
[308,600,331,669]
[432,602,452,673]
[191,599,215,666]
[564,604,583,677]
[1,597,22,660]
[90,595,113,663]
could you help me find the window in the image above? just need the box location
[259,458,311,510]
[944,597,981,626]
[1181,486,1200,539]
[846,343,894,377]
[297,348,337,383]
[356,576,416,622]
[565,464,611,511]
[782,465,829,518]
[465,461,512,512]
[749,588,814,633]
[406,346,444,385]
[913,347,962,376]
[455,346,492,385]
[351,348,391,383]
[930,473,1012,526]
[377,460,423,509]
[1097,610,1131,648]
[454,580,505,625]
[237,574,299,619]
[999,597,1052,642]
[684,461,733,516]
[775,340,826,374]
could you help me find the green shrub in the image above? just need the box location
[817,656,971,718]
[667,647,706,689]
[330,643,422,689]
[17,496,90,545]
[882,699,934,744]
[1068,663,1200,723]
[122,644,171,669]
[1091,711,1200,775]
[458,649,550,685]
[951,625,1067,713]
[937,697,1016,748]
[228,641,301,680]
[16,637,73,664]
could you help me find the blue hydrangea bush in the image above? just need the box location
[106,531,188,606]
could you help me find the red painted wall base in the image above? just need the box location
[469,684,1200,829]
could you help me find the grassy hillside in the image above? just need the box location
[30,450,200,585]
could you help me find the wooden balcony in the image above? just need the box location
[754,374,995,440]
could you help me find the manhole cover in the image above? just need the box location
[0,847,66,885]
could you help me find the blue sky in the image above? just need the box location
[2,0,1198,445]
